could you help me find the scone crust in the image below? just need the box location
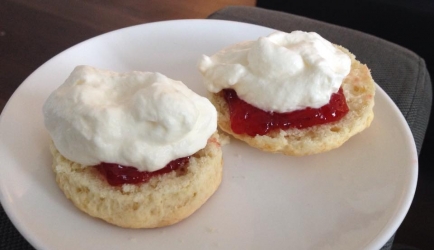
[210,46,375,156]
[51,133,222,228]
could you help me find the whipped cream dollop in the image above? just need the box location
[43,66,217,172]
[198,31,351,112]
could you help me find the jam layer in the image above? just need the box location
[95,157,190,186]
[223,88,349,136]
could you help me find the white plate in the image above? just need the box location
[0,20,418,250]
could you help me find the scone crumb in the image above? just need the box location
[206,227,218,233]
[218,130,231,145]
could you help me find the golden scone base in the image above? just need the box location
[210,46,375,156]
[50,133,222,228]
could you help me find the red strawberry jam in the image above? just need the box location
[223,88,349,136]
[95,157,190,186]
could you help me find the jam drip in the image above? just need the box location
[223,88,349,136]
[96,157,190,186]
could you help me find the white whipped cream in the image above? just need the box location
[198,31,351,112]
[43,66,217,172]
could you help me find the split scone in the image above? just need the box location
[199,31,375,156]
[43,66,222,228]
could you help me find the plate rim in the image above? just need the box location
[0,19,419,250]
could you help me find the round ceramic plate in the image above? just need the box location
[0,20,418,250]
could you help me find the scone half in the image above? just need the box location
[51,133,222,228]
[211,46,375,156]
